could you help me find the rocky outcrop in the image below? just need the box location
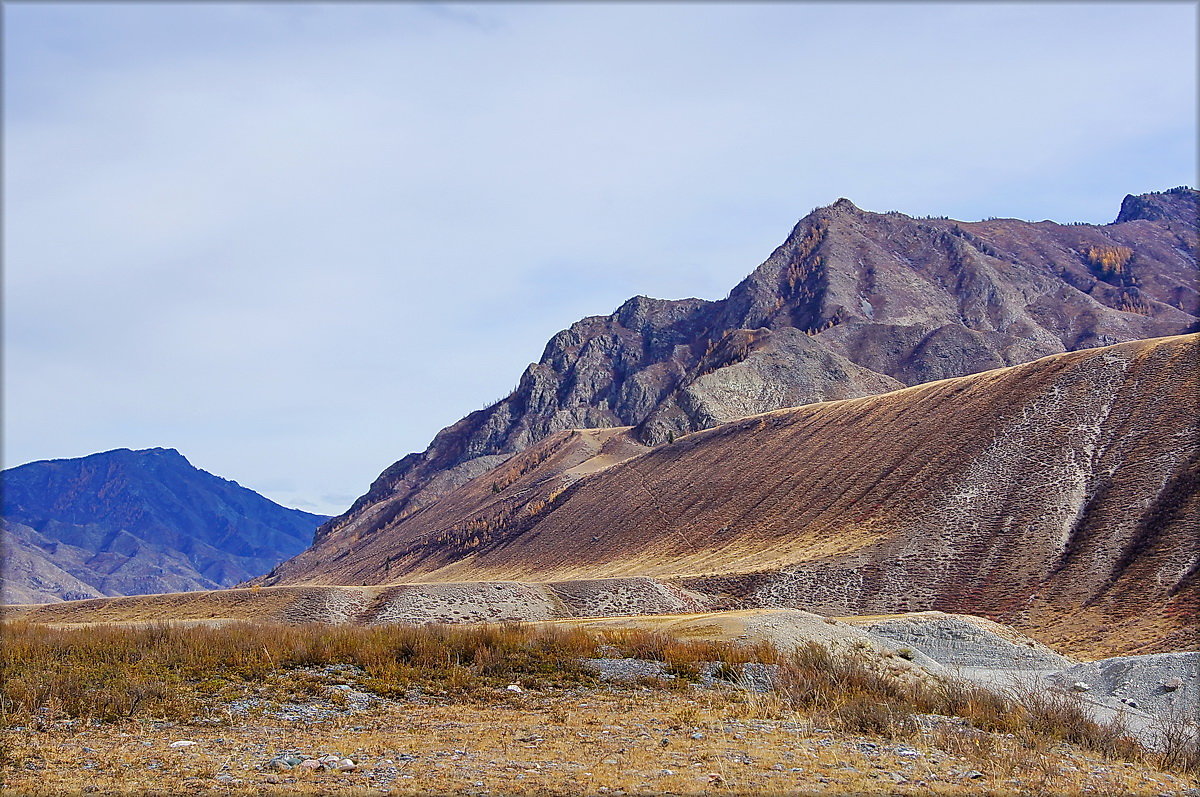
[1114,185,1199,225]
[1,448,327,602]
[637,327,903,443]
[289,188,1198,573]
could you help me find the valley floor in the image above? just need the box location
[4,678,1197,796]
[3,618,1197,796]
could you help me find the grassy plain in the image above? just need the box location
[1,620,1196,795]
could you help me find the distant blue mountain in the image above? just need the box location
[1,447,327,603]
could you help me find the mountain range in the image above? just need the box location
[8,187,1196,659]
[260,333,1198,656]
[262,187,1198,606]
[1,447,326,603]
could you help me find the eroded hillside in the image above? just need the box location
[305,188,1198,573]
[265,335,1199,656]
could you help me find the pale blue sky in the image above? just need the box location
[4,2,1196,514]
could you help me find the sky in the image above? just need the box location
[4,2,1196,516]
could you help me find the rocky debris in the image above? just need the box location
[841,618,1197,753]
[585,658,672,682]
[167,740,197,749]
[265,752,357,773]
[878,643,1195,748]
[583,657,779,692]
[570,608,933,691]
[856,613,1075,670]
[366,581,563,625]
[1046,652,1200,722]
[736,662,776,693]
[229,695,376,724]
[8,698,1199,796]
[548,576,713,619]
[224,665,385,723]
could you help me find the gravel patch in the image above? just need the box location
[582,658,778,692]
[584,658,672,681]
[1045,652,1199,718]
[859,614,1074,670]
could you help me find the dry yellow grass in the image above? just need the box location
[4,685,1196,796]
[2,619,1197,795]
[2,585,382,625]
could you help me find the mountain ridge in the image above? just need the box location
[2,447,328,603]
[292,187,1197,563]
[263,334,1199,657]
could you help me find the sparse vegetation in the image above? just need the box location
[1154,703,1200,777]
[2,620,1197,793]
[695,328,766,377]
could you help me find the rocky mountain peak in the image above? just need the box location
[269,188,1198,583]
[828,197,861,214]
[613,294,709,334]
[1114,186,1198,225]
[143,446,185,456]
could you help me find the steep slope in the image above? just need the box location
[0,520,107,604]
[1,448,327,602]
[305,188,1198,562]
[265,427,652,587]
[269,335,1199,655]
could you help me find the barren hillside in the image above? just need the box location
[265,335,1198,656]
[304,188,1198,574]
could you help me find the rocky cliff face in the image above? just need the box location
[289,188,1197,568]
[1,448,327,602]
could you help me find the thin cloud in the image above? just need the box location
[4,3,1195,515]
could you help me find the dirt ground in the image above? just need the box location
[3,678,1197,796]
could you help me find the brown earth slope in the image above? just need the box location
[301,188,1198,572]
[268,335,1199,656]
